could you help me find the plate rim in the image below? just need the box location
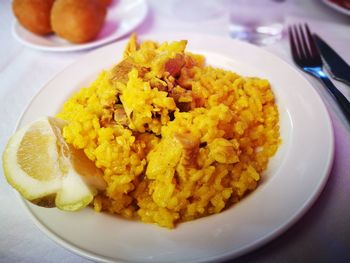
[11,0,149,52]
[14,33,334,263]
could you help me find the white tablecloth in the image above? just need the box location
[1,0,350,262]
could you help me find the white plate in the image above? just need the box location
[322,0,350,16]
[17,34,334,262]
[12,0,148,52]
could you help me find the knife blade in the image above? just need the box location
[313,34,350,86]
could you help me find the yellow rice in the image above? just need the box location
[56,35,280,228]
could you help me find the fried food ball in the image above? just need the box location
[12,0,55,35]
[51,0,107,43]
[97,0,112,7]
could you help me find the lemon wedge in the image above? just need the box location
[2,117,106,211]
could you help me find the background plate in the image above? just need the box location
[12,0,148,52]
[17,34,334,262]
[322,0,350,16]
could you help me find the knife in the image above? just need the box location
[313,34,350,86]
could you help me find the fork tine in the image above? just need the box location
[288,26,299,63]
[304,23,320,59]
[295,25,310,58]
[300,24,315,59]
[292,25,305,60]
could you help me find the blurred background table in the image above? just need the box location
[0,0,349,262]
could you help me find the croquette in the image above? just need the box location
[12,0,55,35]
[51,0,107,43]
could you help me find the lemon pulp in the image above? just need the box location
[17,121,61,181]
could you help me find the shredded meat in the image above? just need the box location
[168,86,193,112]
[165,54,185,78]
[176,102,192,112]
[99,107,115,127]
[174,132,200,168]
[110,58,134,83]
[114,104,129,126]
[150,79,167,91]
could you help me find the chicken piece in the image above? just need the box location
[114,104,129,126]
[174,132,200,168]
[99,107,115,127]
[110,58,148,83]
[110,58,134,83]
[150,78,167,92]
[168,86,193,112]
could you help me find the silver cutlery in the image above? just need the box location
[288,24,350,124]
[313,34,350,87]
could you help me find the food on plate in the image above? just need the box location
[55,35,281,228]
[97,0,113,7]
[12,0,55,35]
[2,117,106,211]
[51,0,107,43]
[2,35,280,228]
[329,0,350,10]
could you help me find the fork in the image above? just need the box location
[288,24,350,124]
